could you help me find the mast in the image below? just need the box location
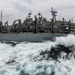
[38,12,41,18]
[0,11,3,32]
[1,11,2,22]
[68,19,71,33]
[38,12,42,24]
[51,7,57,33]
[28,11,32,19]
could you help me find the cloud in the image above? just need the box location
[0,0,75,25]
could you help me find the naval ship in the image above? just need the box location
[0,7,75,42]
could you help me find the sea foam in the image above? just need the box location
[0,34,75,75]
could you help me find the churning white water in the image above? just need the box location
[0,34,75,75]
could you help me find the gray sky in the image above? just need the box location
[0,0,75,25]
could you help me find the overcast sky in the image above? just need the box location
[0,0,75,25]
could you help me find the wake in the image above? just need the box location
[0,34,75,75]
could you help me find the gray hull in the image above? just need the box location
[0,33,67,42]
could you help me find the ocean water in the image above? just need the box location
[0,34,75,75]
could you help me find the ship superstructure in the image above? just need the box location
[0,7,75,34]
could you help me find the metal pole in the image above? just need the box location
[68,20,71,33]
[1,11,2,22]
[34,15,37,33]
